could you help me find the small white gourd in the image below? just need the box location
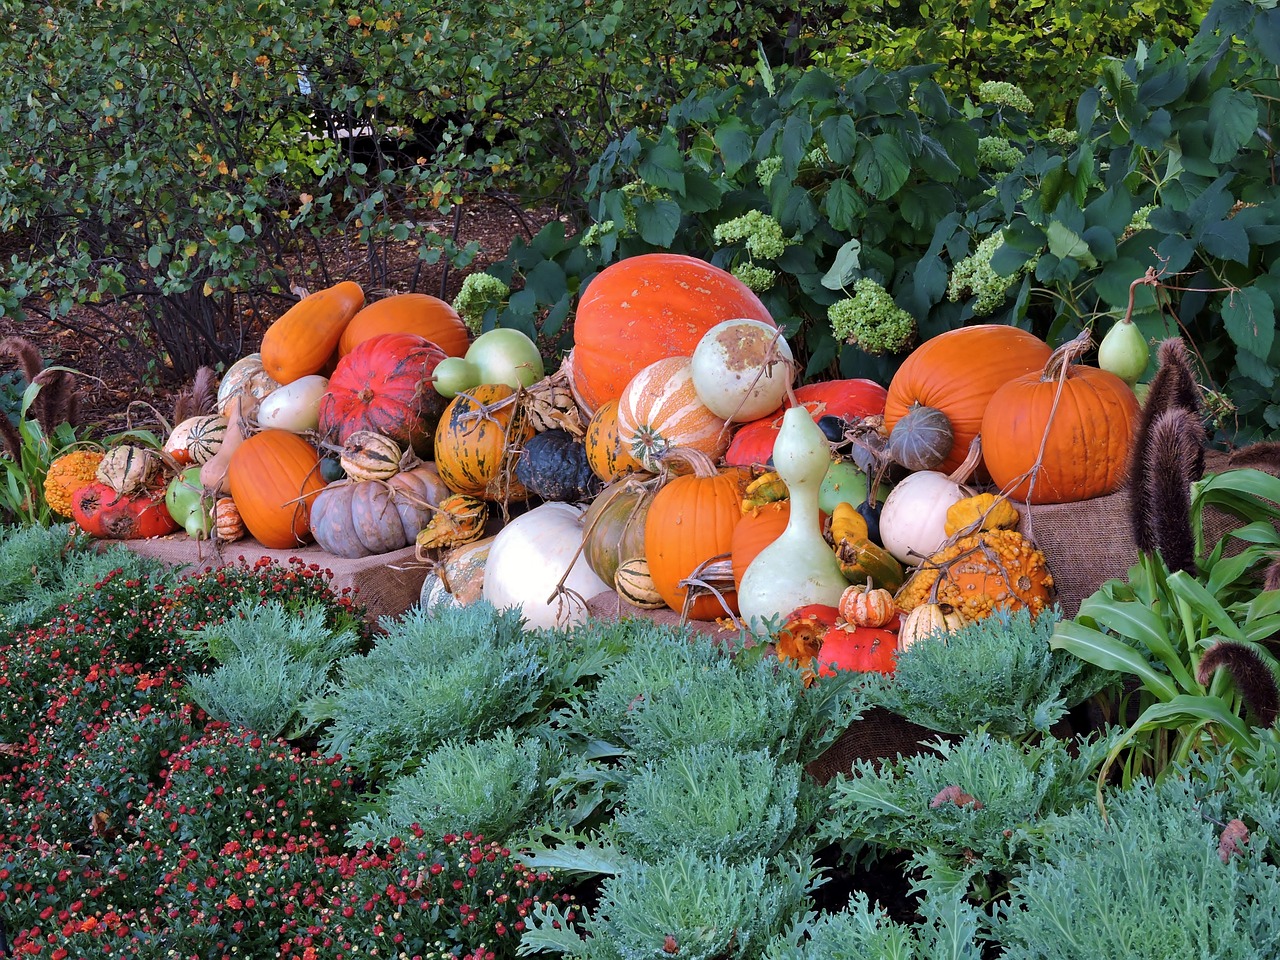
[878,436,982,564]
[737,406,848,633]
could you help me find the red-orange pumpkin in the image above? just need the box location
[615,356,731,472]
[338,293,471,359]
[568,253,776,412]
[259,280,365,385]
[317,333,448,458]
[227,430,328,548]
[883,325,1052,475]
[433,383,536,501]
[584,398,644,483]
[981,333,1141,503]
[725,379,888,467]
[817,623,899,676]
[643,449,744,621]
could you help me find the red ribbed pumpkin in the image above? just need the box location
[339,293,471,359]
[227,430,327,548]
[568,253,775,412]
[616,357,730,472]
[643,449,744,621]
[725,379,888,467]
[317,333,448,458]
[883,325,1052,475]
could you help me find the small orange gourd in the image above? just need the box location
[838,581,897,628]
[259,280,365,385]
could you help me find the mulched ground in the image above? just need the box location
[0,195,560,438]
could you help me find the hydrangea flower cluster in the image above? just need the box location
[451,273,511,334]
[948,232,1039,316]
[713,209,788,260]
[827,278,917,356]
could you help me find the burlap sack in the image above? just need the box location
[123,534,431,624]
[1012,450,1269,618]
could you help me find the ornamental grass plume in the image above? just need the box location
[1196,640,1280,729]
[0,335,80,447]
[1125,337,1206,568]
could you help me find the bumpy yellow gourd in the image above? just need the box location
[944,493,1020,537]
[44,450,105,518]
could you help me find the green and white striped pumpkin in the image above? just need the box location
[615,556,665,609]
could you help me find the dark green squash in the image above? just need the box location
[887,402,954,471]
[515,429,602,503]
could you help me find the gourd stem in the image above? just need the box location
[946,435,983,485]
[1041,329,1093,382]
[658,445,719,478]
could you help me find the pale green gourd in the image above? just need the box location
[738,406,848,633]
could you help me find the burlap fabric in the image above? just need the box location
[1011,449,1264,618]
[123,534,431,624]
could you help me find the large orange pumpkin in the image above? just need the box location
[259,280,365,385]
[433,383,536,500]
[615,356,731,472]
[583,398,644,483]
[980,332,1141,503]
[643,449,744,620]
[883,325,1052,474]
[338,293,471,359]
[568,253,776,412]
[227,430,327,548]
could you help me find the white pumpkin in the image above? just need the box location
[482,502,609,629]
[691,318,794,422]
[257,374,329,433]
[878,470,970,565]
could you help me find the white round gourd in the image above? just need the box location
[690,318,794,422]
[482,501,609,629]
[878,470,970,565]
[257,375,330,433]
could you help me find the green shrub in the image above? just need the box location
[308,603,547,782]
[871,606,1113,739]
[350,727,561,847]
[996,772,1280,958]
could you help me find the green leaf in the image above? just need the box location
[637,139,685,194]
[824,179,863,232]
[821,239,862,291]
[1200,217,1250,264]
[228,224,246,243]
[714,120,753,177]
[852,134,910,201]
[634,198,681,247]
[777,184,819,235]
[821,114,857,166]
[1164,571,1247,643]
[1075,597,1194,692]
[1046,220,1094,266]
[523,259,567,305]
[781,114,814,173]
[1208,88,1259,163]
[1050,621,1178,700]
[1219,286,1275,358]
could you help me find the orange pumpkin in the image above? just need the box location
[226,430,327,548]
[339,292,471,359]
[616,356,731,472]
[568,253,775,412]
[981,332,1141,504]
[643,449,744,620]
[883,325,1052,474]
[259,280,365,385]
[584,398,643,483]
[730,501,792,591]
[433,383,536,500]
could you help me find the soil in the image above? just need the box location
[0,195,562,439]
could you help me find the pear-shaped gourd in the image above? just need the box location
[738,406,848,633]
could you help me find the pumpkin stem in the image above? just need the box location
[1041,329,1093,382]
[657,445,720,479]
[946,434,983,485]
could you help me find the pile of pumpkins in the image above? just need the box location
[47,251,1145,669]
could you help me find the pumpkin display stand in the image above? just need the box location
[118,533,430,623]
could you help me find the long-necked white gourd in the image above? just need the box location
[738,406,848,633]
